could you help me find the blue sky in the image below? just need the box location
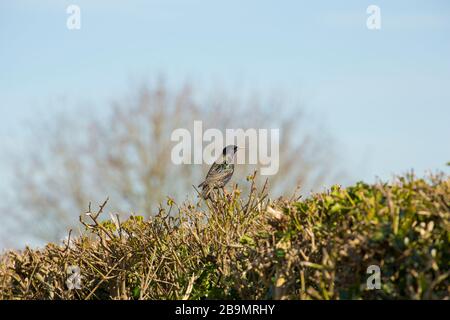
[1,0,449,192]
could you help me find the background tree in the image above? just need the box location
[2,79,342,245]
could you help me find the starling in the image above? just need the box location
[198,145,239,199]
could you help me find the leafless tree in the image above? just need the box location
[2,79,342,245]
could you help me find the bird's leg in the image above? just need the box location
[222,187,232,200]
[213,188,222,202]
[210,189,217,202]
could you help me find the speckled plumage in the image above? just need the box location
[198,145,238,199]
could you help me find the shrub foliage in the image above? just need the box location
[0,173,448,299]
